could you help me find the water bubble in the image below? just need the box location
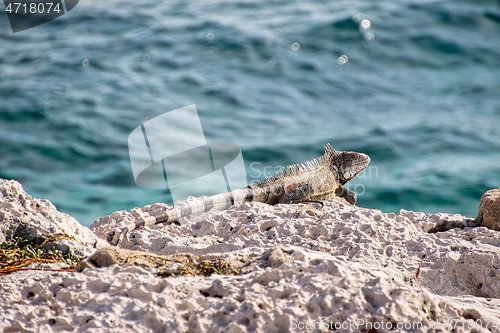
[352,14,364,23]
[82,59,90,67]
[363,31,375,41]
[143,54,150,62]
[66,83,73,91]
[360,19,371,30]
[291,42,300,51]
[206,33,215,41]
[44,102,51,110]
[337,55,348,65]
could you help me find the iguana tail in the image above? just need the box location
[113,187,255,245]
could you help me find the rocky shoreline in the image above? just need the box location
[1,178,499,333]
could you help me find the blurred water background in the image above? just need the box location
[1,0,499,227]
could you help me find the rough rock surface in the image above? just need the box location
[1,184,500,332]
[92,200,500,299]
[0,178,108,256]
[76,246,204,272]
[1,246,499,333]
[476,188,500,231]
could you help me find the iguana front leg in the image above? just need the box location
[279,184,314,204]
[335,186,357,205]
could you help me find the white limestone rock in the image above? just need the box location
[1,180,500,332]
[1,246,499,333]
[0,178,108,253]
[92,200,500,298]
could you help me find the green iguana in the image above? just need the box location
[114,144,370,245]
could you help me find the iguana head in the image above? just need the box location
[331,150,370,185]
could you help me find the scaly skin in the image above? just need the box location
[113,144,370,245]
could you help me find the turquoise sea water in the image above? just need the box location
[1,0,499,227]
